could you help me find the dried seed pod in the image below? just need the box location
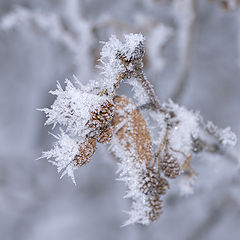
[117,41,144,62]
[97,126,113,144]
[140,168,159,195]
[161,153,180,179]
[156,177,169,195]
[139,167,168,222]
[74,138,96,167]
[88,100,114,129]
[147,194,163,222]
[140,167,169,196]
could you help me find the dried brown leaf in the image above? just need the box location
[113,96,152,165]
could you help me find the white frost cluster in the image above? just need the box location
[39,33,147,184]
[128,78,150,105]
[164,100,200,167]
[110,137,151,226]
[40,131,79,184]
[39,79,110,182]
[41,80,107,136]
[99,33,145,93]
[205,121,237,146]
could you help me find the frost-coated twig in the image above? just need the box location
[132,67,164,112]
[126,35,237,167]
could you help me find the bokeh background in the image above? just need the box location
[0,0,240,239]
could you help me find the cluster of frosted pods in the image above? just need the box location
[40,33,236,225]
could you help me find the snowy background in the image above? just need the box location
[0,0,240,239]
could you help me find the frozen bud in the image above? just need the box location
[147,194,163,222]
[88,100,114,129]
[156,177,170,195]
[97,126,113,144]
[161,153,180,179]
[74,138,96,167]
[118,41,145,62]
[131,41,145,60]
[140,167,169,196]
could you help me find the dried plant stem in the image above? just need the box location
[137,72,163,112]
[131,61,167,114]
[116,39,236,166]
[135,68,236,164]
[134,65,236,164]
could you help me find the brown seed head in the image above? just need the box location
[74,138,96,167]
[147,193,163,222]
[97,126,113,144]
[161,153,180,179]
[140,167,169,196]
[88,100,114,129]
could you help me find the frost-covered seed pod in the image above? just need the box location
[147,194,163,222]
[74,138,96,167]
[88,100,114,129]
[161,153,180,179]
[97,126,113,144]
[140,167,169,196]
[156,177,169,195]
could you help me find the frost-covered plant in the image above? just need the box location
[40,33,237,225]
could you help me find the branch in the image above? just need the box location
[117,36,237,167]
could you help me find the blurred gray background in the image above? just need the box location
[0,0,239,239]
